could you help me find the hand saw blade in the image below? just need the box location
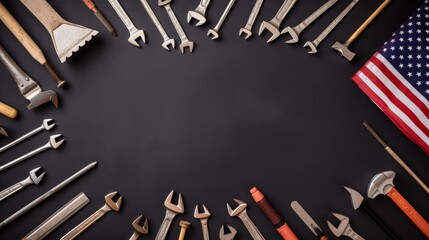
[291,201,323,236]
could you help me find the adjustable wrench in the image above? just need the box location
[187,0,211,26]
[0,167,45,202]
[0,135,64,172]
[130,215,149,240]
[139,0,175,50]
[327,212,364,240]
[207,0,236,40]
[304,0,359,54]
[108,0,146,47]
[155,190,184,240]
[159,0,194,53]
[227,199,265,240]
[194,204,211,240]
[61,192,123,240]
[219,225,237,240]
[259,0,298,43]
[282,0,338,43]
[239,0,264,39]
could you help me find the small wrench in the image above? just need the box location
[194,204,211,240]
[0,167,45,202]
[61,192,123,240]
[327,212,365,240]
[155,190,184,240]
[187,0,211,26]
[0,119,55,153]
[304,0,359,54]
[239,0,264,39]
[207,0,236,40]
[130,215,149,240]
[282,0,338,43]
[219,225,237,240]
[0,134,64,172]
[108,0,146,47]
[258,0,298,43]
[227,199,265,240]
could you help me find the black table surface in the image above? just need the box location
[0,0,428,239]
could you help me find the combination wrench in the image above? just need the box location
[0,167,45,202]
[207,0,236,40]
[155,190,184,240]
[187,0,211,26]
[227,199,265,240]
[194,204,211,240]
[239,0,264,39]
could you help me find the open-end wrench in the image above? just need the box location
[0,134,64,172]
[0,167,45,202]
[227,199,265,240]
[194,204,211,240]
[159,0,194,53]
[0,119,55,153]
[282,0,338,43]
[304,0,359,54]
[61,192,123,240]
[139,0,175,50]
[207,0,236,40]
[258,0,298,43]
[219,225,237,240]
[327,212,364,240]
[155,190,184,240]
[187,0,211,26]
[130,215,149,240]
[0,127,7,137]
[239,0,264,39]
[108,0,146,47]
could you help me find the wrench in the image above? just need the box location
[304,0,359,54]
[0,119,55,153]
[0,167,45,202]
[61,192,123,240]
[139,0,175,50]
[282,0,338,43]
[227,199,265,240]
[0,134,64,172]
[159,0,194,53]
[239,0,264,40]
[258,0,298,43]
[187,0,211,26]
[130,215,149,240]
[108,0,146,47]
[219,225,237,240]
[155,190,184,240]
[0,127,7,137]
[207,0,236,40]
[327,212,365,240]
[194,204,211,240]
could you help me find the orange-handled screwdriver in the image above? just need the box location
[82,0,116,36]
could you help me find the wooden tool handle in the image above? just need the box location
[20,0,66,32]
[0,101,17,119]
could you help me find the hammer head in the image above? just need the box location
[132,215,149,234]
[164,190,184,213]
[332,41,355,61]
[29,167,46,185]
[49,134,65,149]
[105,191,123,211]
[227,198,247,216]
[42,119,56,130]
[27,90,58,110]
[344,186,364,210]
[367,171,396,199]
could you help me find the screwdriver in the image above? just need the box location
[82,0,117,36]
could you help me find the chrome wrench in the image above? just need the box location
[187,0,211,26]
[207,0,236,40]
[155,190,184,240]
[194,205,211,240]
[227,199,265,240]
[239,0,264,39]
[0,167,45,202]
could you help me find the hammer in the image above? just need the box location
[332,0,390,61]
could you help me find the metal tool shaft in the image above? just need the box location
[155,210,176,240]
[212,0,235,31]
[239,212,265,240]
[0,177,32,202]
[0,126,43,153]
[0,143,49,172]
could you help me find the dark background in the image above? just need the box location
[0,0,427,239]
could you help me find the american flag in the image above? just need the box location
[352,0,429,154]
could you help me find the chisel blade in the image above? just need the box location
[291,201,323,236]
[0,127,8,137]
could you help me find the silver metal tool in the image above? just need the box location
[290,201,329,240]
[0,44,58,110]
[130,215,149,240]
[159,0,194,53]
[0,162,97,228]
[0,119,55,153]
[23,192,90,240]
[154,190,184,240]
[0,134,64,172]
[258,0,298,43]
[0,167,45,202]
[282,0,338,43]
[239,0,264,39]
[227,199,265,240]
[0,127,7,137]
[61,192,122,240]
[219,225,237,240]
[207,0,236,40]
[139,0,175,50]
[304,0,359,54]
[187,0,211,26]
[327,212,364,240]
[194,204,211,240]
[108,0,146,47]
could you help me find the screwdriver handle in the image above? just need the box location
[0,101,17,119]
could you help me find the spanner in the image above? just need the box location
[194,204,211,240]
[130,215,149,240]
[227,199,265,240]
[207,0,236,40]
[0,134,64,172]
[0,167,45,202]
[219,225,237,240]
[187,0,211,26]
[61,192,123,240]
[282,0,338,43]
[239,0,264,39]
[258,0,298,43]
[108,0,146,47]
[304,0,359,54]
[327,212,365,240]
[139,0,175,50]
[155,190,184,240]
[0,119,55,153]
[159,0,194,53]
